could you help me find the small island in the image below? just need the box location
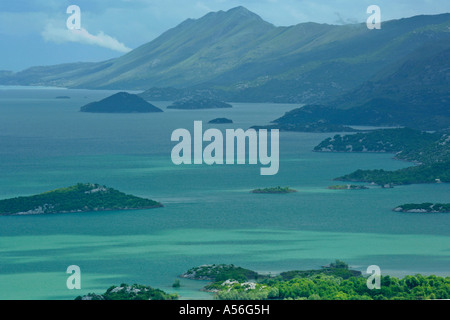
[180,264,258,282]
[251,186,297,194]
[328,185,368,190]
[80,92,163,113]
[208,118,233,124]
[0,183,163,216]
[167,96,232,110]
[393,203,450,213]
[55,96,71,99]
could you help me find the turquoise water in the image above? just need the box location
[0,87,449,300]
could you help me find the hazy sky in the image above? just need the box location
[1,0,449,71]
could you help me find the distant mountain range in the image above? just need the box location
[1,6,449,129]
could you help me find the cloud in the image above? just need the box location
[334,12,359,25]
[41,23,132,53]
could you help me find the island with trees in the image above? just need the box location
[393,203,450,213]
[80,92,163,113]
[181,261,450,300]
[180,264,259,282]
[0,183,163,216]
[74,261,450,300]
[251,186,297,194]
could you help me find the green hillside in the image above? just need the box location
[260,34,450,131]
[2,7,450,108]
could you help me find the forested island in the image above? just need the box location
[251,186,297,194]
[79,261,450,300]
[80,92,163,113]
[394,203,450,213]
[314,128,450,186]
[180,264,258,282]
[202,262,449,300]
[167,96,232,110]
[0,183,162,215]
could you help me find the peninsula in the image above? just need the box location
[0,183,163,216]
[314,128,450,186]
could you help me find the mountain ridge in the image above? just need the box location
[1,7,449,108]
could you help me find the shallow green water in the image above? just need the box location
[0,87,448,300]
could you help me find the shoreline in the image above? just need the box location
[0,204,164,217]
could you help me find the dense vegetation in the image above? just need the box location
[0,183,162,215]
[215,273,450,300]
[191,261,450,300]
[75,284,178,300]
[313,128,450,186]
[394,203,450,213]
[80,92,163,113]
[279,261,362,280]
[251,186,297,194]
[75,262,450,300]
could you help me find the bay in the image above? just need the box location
[0,87,448,300]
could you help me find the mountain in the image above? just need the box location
[80,92,163,113]
[1,7,450,106]
[263,40,450,130]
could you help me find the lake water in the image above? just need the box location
[0,87,449,300]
